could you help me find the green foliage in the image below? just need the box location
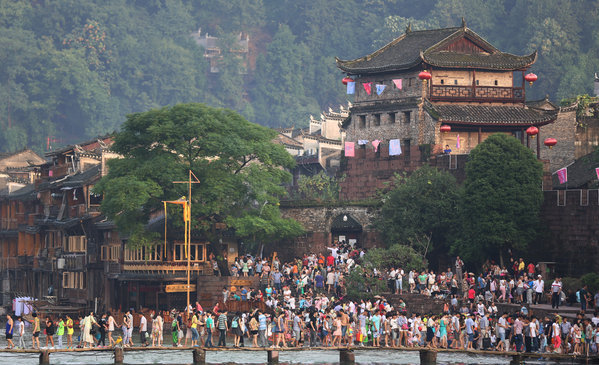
[362,244,428,272]
[297,171,342,202]
[2,0,599,150]
[345,244,426,299]
[376,166,461,258]
[454,133,543,265]
[95,103,303,246]
[345,266,388,300]
[580,272,599,293]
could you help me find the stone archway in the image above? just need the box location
[330,213,363,247]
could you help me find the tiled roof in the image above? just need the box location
[422,50,536,70]
[425,101,557,126]
[336,26,535,74]
[552,151,599,189]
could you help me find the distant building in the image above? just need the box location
[191,29,249,73]
[336,21,557,200]
[595,72,599,97]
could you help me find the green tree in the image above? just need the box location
[95,103,303,247]
[454,133,543,266]
[297,171,342,202]
[376,166,461,261]
[345,244,426,299]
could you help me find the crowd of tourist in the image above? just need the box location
[4,242,599,356]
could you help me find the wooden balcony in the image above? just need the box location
[430,84,524,103]
[122,262,212,275]
[1,218,18,230]
[0,257,18,271]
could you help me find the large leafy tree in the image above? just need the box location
[95,103,303,247]
[376,165,461,262]
[453,133,543,266]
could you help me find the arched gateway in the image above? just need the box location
[330,213,362,247]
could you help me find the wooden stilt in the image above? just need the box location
[39,350,50,365]
[114,347,124,364]
[267,350,279,364]
[193,348,206,365]
[419,349,437,365]
[339,349,355,364]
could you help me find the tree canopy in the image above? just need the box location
[94,103,303,246]
[376,166,461,262]
[453,133,543,266]
[1,0,598,152]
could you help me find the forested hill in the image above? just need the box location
[1,0,598,153]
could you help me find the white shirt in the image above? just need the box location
[533,280,544,293]
[140,316,147,332]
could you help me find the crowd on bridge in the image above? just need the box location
[4,242,599,356]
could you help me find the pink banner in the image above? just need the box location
[596,167,599,180]
[456,134,461,150]
[363,82,372,95]
[372,139,381,152]
[344,142,355,157]
[556,168,567,184]
[392,79,402,89]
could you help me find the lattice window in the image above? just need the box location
[557,190,566,206]
[101,245,120,262]
[173,242,206,262]
[580,190,589,206]
[67,236,87,253]
[62,272,85,289]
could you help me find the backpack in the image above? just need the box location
[232,317,239,328]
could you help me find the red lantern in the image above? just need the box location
[544,138,557,149]
[418,70,432,80]
[342,77,353,85]
[526,126,539,138]
[524,73,538,85]
[440,125,451,133]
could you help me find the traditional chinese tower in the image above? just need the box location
[336,20,557,200]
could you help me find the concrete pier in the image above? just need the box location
[419,349,437,365]
[339,348,355,364]
[39,350,50,365]
[193,348,206,365]
[267,349,279,364]
[114,347,124,364]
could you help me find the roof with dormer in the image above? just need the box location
[336,24,536,74]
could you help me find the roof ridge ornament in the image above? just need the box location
[406,22,412,33]
[461,17,467,29]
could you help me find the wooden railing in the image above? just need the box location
[430,84,524,103]
[0,257,18,271]
[1,218,18,230]
[122,263,212,275]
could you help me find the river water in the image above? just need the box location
[0,349,567,365]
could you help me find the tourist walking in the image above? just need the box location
[65,315,74,349]
[31,312,40,349]
[217,311,228,347]
[17,316,25,349]
[204,312,214,347]
[45,315,55,348]
[81,312,99,349]
[5,314,14,349]
[56,317,64,349]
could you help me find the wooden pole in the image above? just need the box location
[536,130,541,159]
[187,170,191,313]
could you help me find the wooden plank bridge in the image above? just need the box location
[0,346,597,365]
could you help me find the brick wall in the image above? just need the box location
[275,205,382,262]
[537,189,599,276]
[537,108,577,172]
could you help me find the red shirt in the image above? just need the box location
[527,263,535,274]
[326,255,335,266]
[468,288,475,299]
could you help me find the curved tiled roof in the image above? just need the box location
[336,26,535,74]
[425,101,557,126]
[421,50,536,70]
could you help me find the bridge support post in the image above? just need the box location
[339,349,355,364]
[114,347,124,364]
[267,350,279,364]
[419,349,437,365]
[510,354,523,365]
[193,348,206,365]
[39,350,50,365]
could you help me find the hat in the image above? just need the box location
[538,275,542,278]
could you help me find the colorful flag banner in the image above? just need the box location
[376,84,386,95]
[344,142,355,157]
[389,139,402,156]
[595,167,599,180]
[372,139,381,152]
[456,134,461,150]
[363,82,372,95]
[556,168,567,184]
[393,79,402,89]
[347,81,355,94]
[357,139,368,145]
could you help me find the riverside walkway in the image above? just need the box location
[1,346,597,365]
